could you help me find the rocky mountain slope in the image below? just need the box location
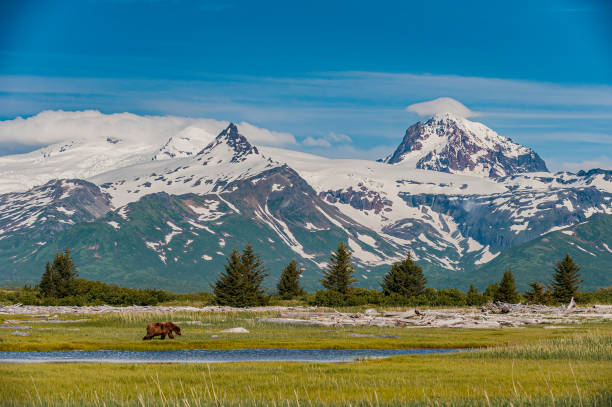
[381,113,548,178]
[0,113,610,291]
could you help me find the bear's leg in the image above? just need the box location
[168,332,175,339]
[160,334,166,340]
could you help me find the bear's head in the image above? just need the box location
[170,322,181,335]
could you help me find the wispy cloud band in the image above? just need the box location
[0,71,610,170]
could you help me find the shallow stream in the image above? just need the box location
[0,348,462,363]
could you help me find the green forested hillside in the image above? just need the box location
[468,214,612,291]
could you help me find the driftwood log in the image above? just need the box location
[259,301,612,329]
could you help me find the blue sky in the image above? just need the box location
[0,0,611,170]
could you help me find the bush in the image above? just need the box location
[0,286,41,305]
[0,280,177,306]
[576,286,612,304]
[310,287,383,307]
[466,284,486,306]
[170,291,216,305]
[345,287,384,306]
[69,279,175,305]
[435,288,468,306]
[312,289,347,307]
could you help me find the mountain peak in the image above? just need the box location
[382,115,548,178]
[153,126,216,161]
[198,123,260,164]
[431,112,465,121]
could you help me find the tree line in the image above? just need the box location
[211,242,586,307]
[1,244,602,307]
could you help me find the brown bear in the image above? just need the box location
[143,321,182,340]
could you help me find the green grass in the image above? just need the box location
[0,356,610,406]
[474,331,612,360]
[1,311,608,351]
[1,311,611,406]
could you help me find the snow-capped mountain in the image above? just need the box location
[0,112,611,291]
[0,115,286,195]
[382,113,548,178]
[153,126,216,161]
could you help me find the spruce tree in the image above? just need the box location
[524,281,547,304]
[39,262,57,298]
[213,248,247,307]
[550,253,583,303]
[494,269,519,303]
[212,245,268,307]
[380,253,426,298]
[277,259,304,299]
[52,249,79,298]
[466,284,484,306]
[484,282,499,302]
[39,249,78,298]
[320,242,355,295]
[240,244,268,305]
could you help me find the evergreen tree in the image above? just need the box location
[466,284,484,306]
[240,244,268,306]
[277,259,304,299]
[213,248,247,307]
[38,249,78,298]
[39,262,57,298]
[52,249,79,297]
[524,281,548,304]
[483,282,499,301]
[212,245,268,307]
[550,253,583,303]
[495,269,519,303]
[380,253,427,297]
[320,242,355,295]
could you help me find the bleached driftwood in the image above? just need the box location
[258,302,612,329]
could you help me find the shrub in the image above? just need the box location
[312,289,347,307]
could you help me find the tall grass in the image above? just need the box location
[474,331,612,361]
[0,394,611,407]
[1,358,610,407]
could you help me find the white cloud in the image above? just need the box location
[237,121,296,145]
[519,132,612,144]
[556,157,612,172]
[405,97,479,118]
[302,137,331,147]
[327,132,352,143]
[302,132,352,147]
[1,72,610,166]
[0,110,296,147]
[300,144,396,160]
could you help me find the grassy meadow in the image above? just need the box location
[1,310,609,351]
[0,311,611,406]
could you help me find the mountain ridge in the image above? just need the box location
[0,116,611,291]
